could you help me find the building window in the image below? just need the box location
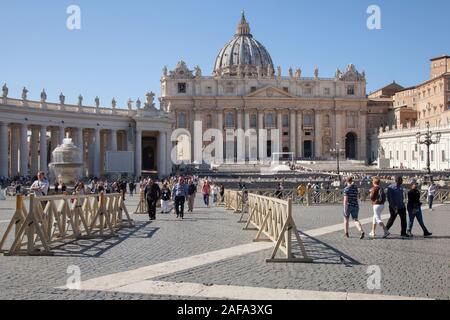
[347,112,357,129]
[421,150,424,162]
[265,113,275,128]
[404,150,407,161]
[412,151,416,161]
[250,114,257,128]
[442,150,446,162]
[205,86,212,94]
[324,114,330,127]
[283,87,289,93]
[178,83,187,94]
[206,115,212,129]
[390,151,393,160]
[347,85,355,95]
[396,151,399,161]
[324,88,330,95]
[304,87,312,95]
[303,113,313,127]
[225,113,235,128]
[250,87,257,93]
[282,114,289,127]
[431,150,435,162]
[178,112,187,128]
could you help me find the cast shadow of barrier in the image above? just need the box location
[49,221,159,258]
[294,231,362,267]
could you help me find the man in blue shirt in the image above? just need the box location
[386,176,410,238]
[172,177,189,219]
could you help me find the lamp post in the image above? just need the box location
[416,122,441,180]
[330,142,345,178]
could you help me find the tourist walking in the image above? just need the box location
[187,178,196,213]
[160,183,172,214]
[386,176,410,238]
[202,180,211,207]
[172,177,189,219]
[343,177,365,239]
[369,177,390,238]
[219,184,225,203]
[275,183,284,199]
[428,182,437,211]
[407,182,433,237]
[144,179,161,221]
[212,183,219,205]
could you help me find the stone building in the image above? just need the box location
[370,55,450,170]
[160,12,369,164]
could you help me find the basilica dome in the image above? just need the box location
[214,12,274,77]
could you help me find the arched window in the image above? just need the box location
[250,114,257,128]
[225,112,235,128]
[178,112,187,129]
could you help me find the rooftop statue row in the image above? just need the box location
[1,83,159,112]
[162,61,366,81]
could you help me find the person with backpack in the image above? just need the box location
[407,182,433,237]
[369,177,390,239]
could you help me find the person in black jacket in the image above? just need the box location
[144,179,161,221]
[407,183,432,237]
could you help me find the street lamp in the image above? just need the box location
[330,142,345,177]
[416,122,441,179]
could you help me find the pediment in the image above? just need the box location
[247,86,296,98]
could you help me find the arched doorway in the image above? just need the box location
[345,132,357,160]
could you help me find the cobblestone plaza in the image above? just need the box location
[1,195,448,300]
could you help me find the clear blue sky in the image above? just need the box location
[1,0,449,108]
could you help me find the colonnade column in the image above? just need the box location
[289,109,296,158]
[93,128,101,178]
[30,127,39,174]
[40,126,48,173]
[276,110,283,155]
[59,126,65,144]
[166,130,173,176]
[135,129,142,179]
[19,123,29,176]
[11,126,19,177]
[0,122,8,177]
[297,111,303,158]
[76,128,84,149]
[111,129,118,152]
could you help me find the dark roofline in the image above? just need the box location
[430,55,450,61]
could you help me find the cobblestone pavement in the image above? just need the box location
[0,195,448,300]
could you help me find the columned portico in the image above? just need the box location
[11,125,19,177]
[289,109,296,157]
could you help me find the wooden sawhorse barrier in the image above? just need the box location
[0,192,134,256]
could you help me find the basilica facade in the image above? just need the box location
[160,13,369,164]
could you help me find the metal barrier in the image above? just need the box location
[0,192,133,256]
[244,193,312,263]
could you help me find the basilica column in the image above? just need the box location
[0,122,8,177]
[289,109,297,157]
[244,110,250,159]
[276,110,283,154]
[297,111,303,158]
[93,128,101,178]
[11,126,19,177]
[19,123,29,176]
[258,110,265,161]
[359,111,367,162]
[158,131,167,177]
[315,111,322,158]
[217,111,224,163]
[111,130,118,152]
[236,108,245,163]
[40,126,48,173]
[135,129,142,179]
[30,127,39,174]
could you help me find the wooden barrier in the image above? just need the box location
[244,193,313,263]
[134,189,148,214]
[0,192,133,256]
[223,190,244,213]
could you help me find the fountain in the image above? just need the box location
[49,138,84,186]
